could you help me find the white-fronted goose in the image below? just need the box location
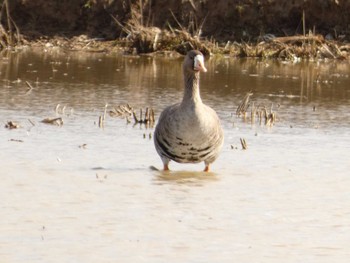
[154,50,224,172]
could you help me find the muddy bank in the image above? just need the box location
[2,0,350,58]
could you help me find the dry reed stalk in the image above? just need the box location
[0,0,21,48]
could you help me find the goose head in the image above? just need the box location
[183,50,207,74]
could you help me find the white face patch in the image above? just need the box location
[193,54,207,72]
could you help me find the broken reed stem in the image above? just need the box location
[240,138,247,150]
[150,108,155,123]
[132,110,139,123]
[145,107,149,123]
[302,10,306,38]
[251,101,256,124]
[132,107,155,125]
[98,103,108,128]
[25,81,34,90]
[97,104,108,128]
[98,115,104,128]
[4,0,12,44]
[103,103,108,121]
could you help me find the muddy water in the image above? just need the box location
[1,49,350,262]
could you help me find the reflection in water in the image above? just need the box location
[152,169,219,186]
[1,48,350,262]
[1,49,349,113]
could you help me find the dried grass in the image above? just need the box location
[0,0,21,49]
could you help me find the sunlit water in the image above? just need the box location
[1,48,350,262]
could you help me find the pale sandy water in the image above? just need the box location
[0,48,350,262]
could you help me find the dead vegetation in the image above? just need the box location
[41,117,63,126]
[0,0,21,49]
[1,0,350,60]
[111,1,212,56]
[2,0,350,60]
[109,1,350,59]
[109,3,350,60]
[109,103,155,127]
[109,104,134,119]
[5,121,20,129]
[230,33,350,60]
[132,107,155,126]
[240,138,248,150]
[236,93,277,126]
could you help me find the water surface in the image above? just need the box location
[1,48,350,262]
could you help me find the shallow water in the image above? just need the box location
[1,48,350,262]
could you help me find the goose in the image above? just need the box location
[154,50,224,172]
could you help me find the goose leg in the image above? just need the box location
[162,157,170,171]
[163,164,170,171]
[204,163,210,172]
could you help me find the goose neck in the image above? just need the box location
[182,72,202,105]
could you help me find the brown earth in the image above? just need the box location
[2,0,350,56]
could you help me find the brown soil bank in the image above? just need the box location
[2,0,350,57]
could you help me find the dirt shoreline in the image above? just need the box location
[2,0,350,59]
